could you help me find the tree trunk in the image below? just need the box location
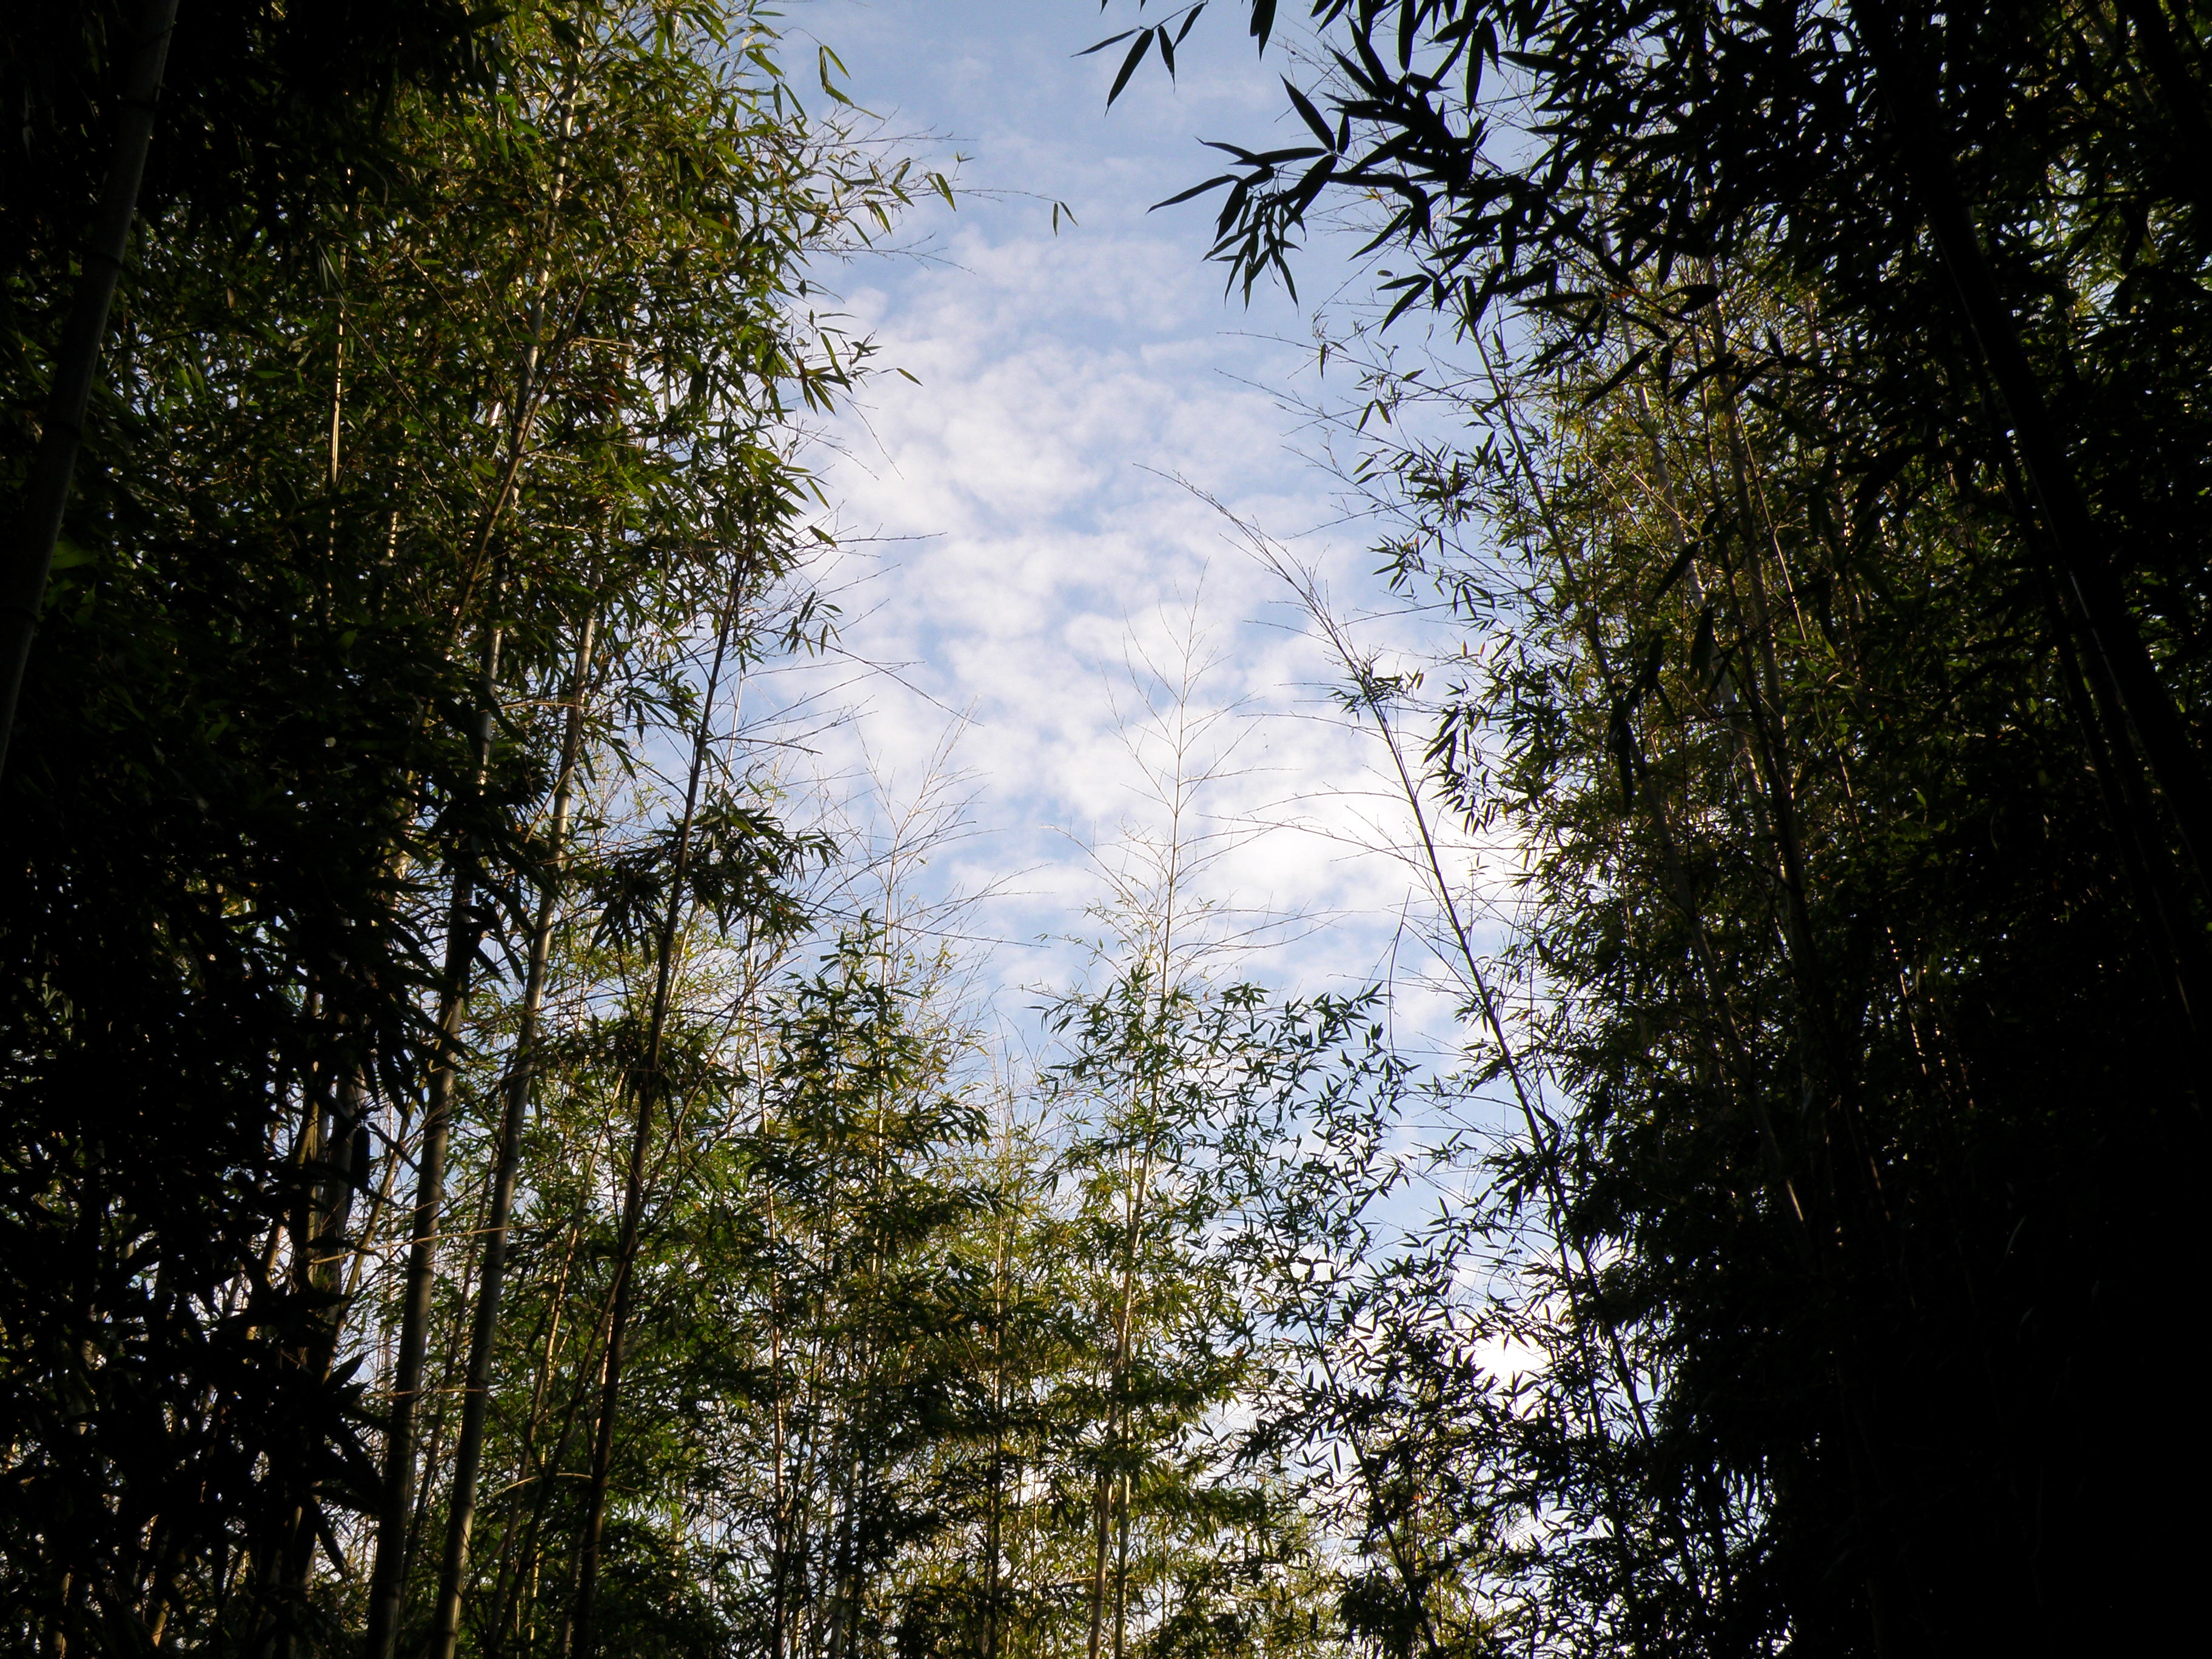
[0,0,179,776]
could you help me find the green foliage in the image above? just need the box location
[14,2,2204,1657]
[1088,3,2212,1649]
[1,2,928,1651]
[1300,263,2206,1651]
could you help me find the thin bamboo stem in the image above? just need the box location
[429,610,598,1659]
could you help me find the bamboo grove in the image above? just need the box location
[1090,0,2211,1652]
[0,8,1499,1658]
[6,1,2208,1658]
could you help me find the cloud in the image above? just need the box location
[743,2,1519,1109]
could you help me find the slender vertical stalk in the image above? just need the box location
[569,571,747,1657]
[1111,1472,1130,1659]
[1244,504,1678,1428]
[428,611,598,1659]
[2114,0,2212,225]
[1476,348,1818,1275]
[763,1048,792,1659]
[984,1132,1011,1659]
[326,286,347,562]
[1087,1137,1154,1659]
[474,1212,581,1654]
[364,622,505,1659]
[1852,0,2212,899]
[252,1070,371,1659]
[486,1273,615,1657]
[0,0,178,775]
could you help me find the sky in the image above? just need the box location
[744,1,1506,1065]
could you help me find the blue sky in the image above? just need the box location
[744,2,1508,1067]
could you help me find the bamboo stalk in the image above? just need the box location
[0,0,178,776]
[569,567,748,1657]
[364,623,505,1659]
[428,612,598,1659]
[1852,0,2212,902]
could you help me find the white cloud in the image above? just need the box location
[742,2,1523,1119]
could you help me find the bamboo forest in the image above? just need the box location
[2,1,2205,1655]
